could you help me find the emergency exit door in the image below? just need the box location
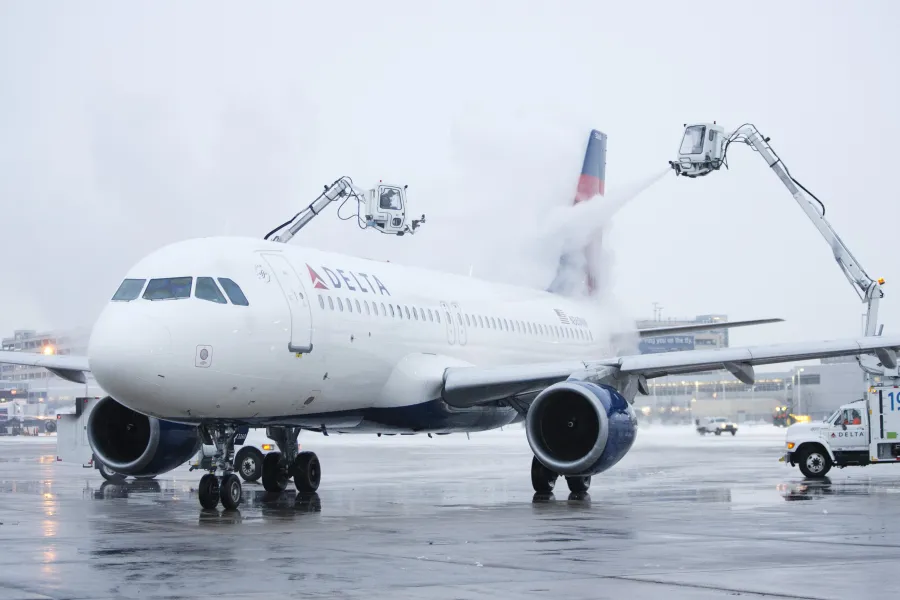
[260,253,313,353]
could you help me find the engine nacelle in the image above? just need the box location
[525,381,637,476]
[87,396,201,477]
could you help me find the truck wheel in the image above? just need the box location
[798,447,832,478]
[715,430,721,436]
[235,447,263,482]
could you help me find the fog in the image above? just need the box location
[1,1,898,364]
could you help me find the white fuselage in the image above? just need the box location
[88,236,622,432]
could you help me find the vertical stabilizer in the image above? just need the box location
[547,129,607,296]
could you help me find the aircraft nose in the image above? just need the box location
[89,309,172,407]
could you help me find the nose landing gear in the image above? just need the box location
[196,424,243,510]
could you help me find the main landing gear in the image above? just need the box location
[197,425,244,510]
[531,456,591,494]
[261,426,322,494]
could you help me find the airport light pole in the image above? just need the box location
[797,368,804,415]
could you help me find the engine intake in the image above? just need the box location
[526,381,637,476]
[87,396,201,477]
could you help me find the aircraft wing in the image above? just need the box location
[441,335,900,408]
[636,318,783,338]
[0,351,90,384]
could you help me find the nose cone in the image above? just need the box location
[89,307,172,414]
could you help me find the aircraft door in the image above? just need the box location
[450,302,467,346]
[259,253,313,353]
[439,301,456,345]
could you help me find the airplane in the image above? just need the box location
[2,130,898,511]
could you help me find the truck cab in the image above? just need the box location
[782,387,900,478]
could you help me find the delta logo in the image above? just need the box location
[306,264,391,296]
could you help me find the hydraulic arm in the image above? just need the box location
[669,122,893,373]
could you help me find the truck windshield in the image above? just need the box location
[679,125,706,155]
[825,409,840,424]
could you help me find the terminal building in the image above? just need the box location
[0,328,99,408]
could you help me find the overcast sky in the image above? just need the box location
[1,1,898,364]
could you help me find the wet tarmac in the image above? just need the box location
[1,424,898,599]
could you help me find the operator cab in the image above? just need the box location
[670,122,727,178]
[365,184,424,236]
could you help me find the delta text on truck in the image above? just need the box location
[782,384,900,478]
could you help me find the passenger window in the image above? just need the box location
[318,296,325,310]
[217,278,249,306]
[111,278,146,302]
[419,308,426,321]
[427,309,434,321]
[380,302,386,316]
[338,298,344,312]
[355,299,361,313]
[365,301,371,315]
[404,306,411,319]
[413,307,419,321]
[445,311,452,324]
[465,314,471,327]
[436,311,440,324]
[389,304,395,317]
[195,277,228,304]
[328,297,334,310]
[143,277,192,301]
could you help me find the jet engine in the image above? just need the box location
[87,396,202,477]
[525,381,637,476]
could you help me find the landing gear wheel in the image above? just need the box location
[235,447,263,482]
[97,460,126,483]
[292,452,321,493]
[730,430,736,436]
[798,447,832,479]
[199,473,221,509]
[262,451,288,492]
[566,475,591,493]
[220,473,242,509]
[531,456,558,492]
[715,429,721,436]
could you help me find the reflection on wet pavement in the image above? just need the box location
[2,426,900,599]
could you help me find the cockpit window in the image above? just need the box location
[217,278,249,306]
[111,279,146,302]
[143,277,192,301]
[195,277,227,304]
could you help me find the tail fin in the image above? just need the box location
[547,129,607,296]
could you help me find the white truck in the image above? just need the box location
[782,385,900,478]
